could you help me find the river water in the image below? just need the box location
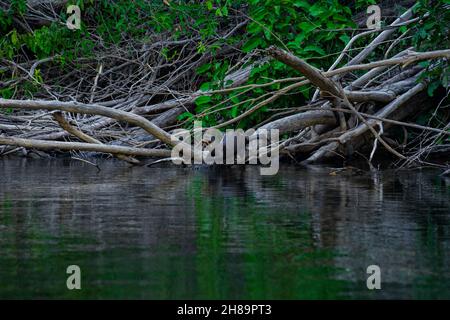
[0,159,449,299]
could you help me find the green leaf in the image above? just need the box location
[200,82,210,91]
[195,95,212,106]
[221,6,228,16]
[339,34,350,44]
[242,37,263,53]
[293,0,310,10]
[309,3,325,17]
[197,63,211,74]
[177,112,194,121]
[303,45,325,55]
[231,106,238,118]
[427,81,440,97]
[298,22,316,34]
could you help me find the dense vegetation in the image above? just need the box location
[0,0,449,167]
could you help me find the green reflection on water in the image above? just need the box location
[0,174,348,299]
[3,168,449,300]
[189,176,348,299]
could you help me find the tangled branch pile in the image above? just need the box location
[0,0,449,168]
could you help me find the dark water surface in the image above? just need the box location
[0,159,449,299]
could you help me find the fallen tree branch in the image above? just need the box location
[268,46,417,160]
[286,106,450,136]
[258,109,337,134]
[303,82,427,163]
[269,48,450,80]
[347,4,416,66]
[252,46,446,137]
[268,46,342,99]
[0,98,191,151]
[52,111,140,164]
[0,136,172,158]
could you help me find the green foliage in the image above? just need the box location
[0,0,447,127]
[11,0,27,15]
[0,88,14,113]
[0,0,238,69]
[412,0,449,97]
[0,10,13,33]
[0,0,231,99]
[413,0,449,51]
[189,0,369,128]
[188,0,449,128]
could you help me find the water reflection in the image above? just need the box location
[0,159,449,299]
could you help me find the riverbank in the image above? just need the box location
[1,1,449,169]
